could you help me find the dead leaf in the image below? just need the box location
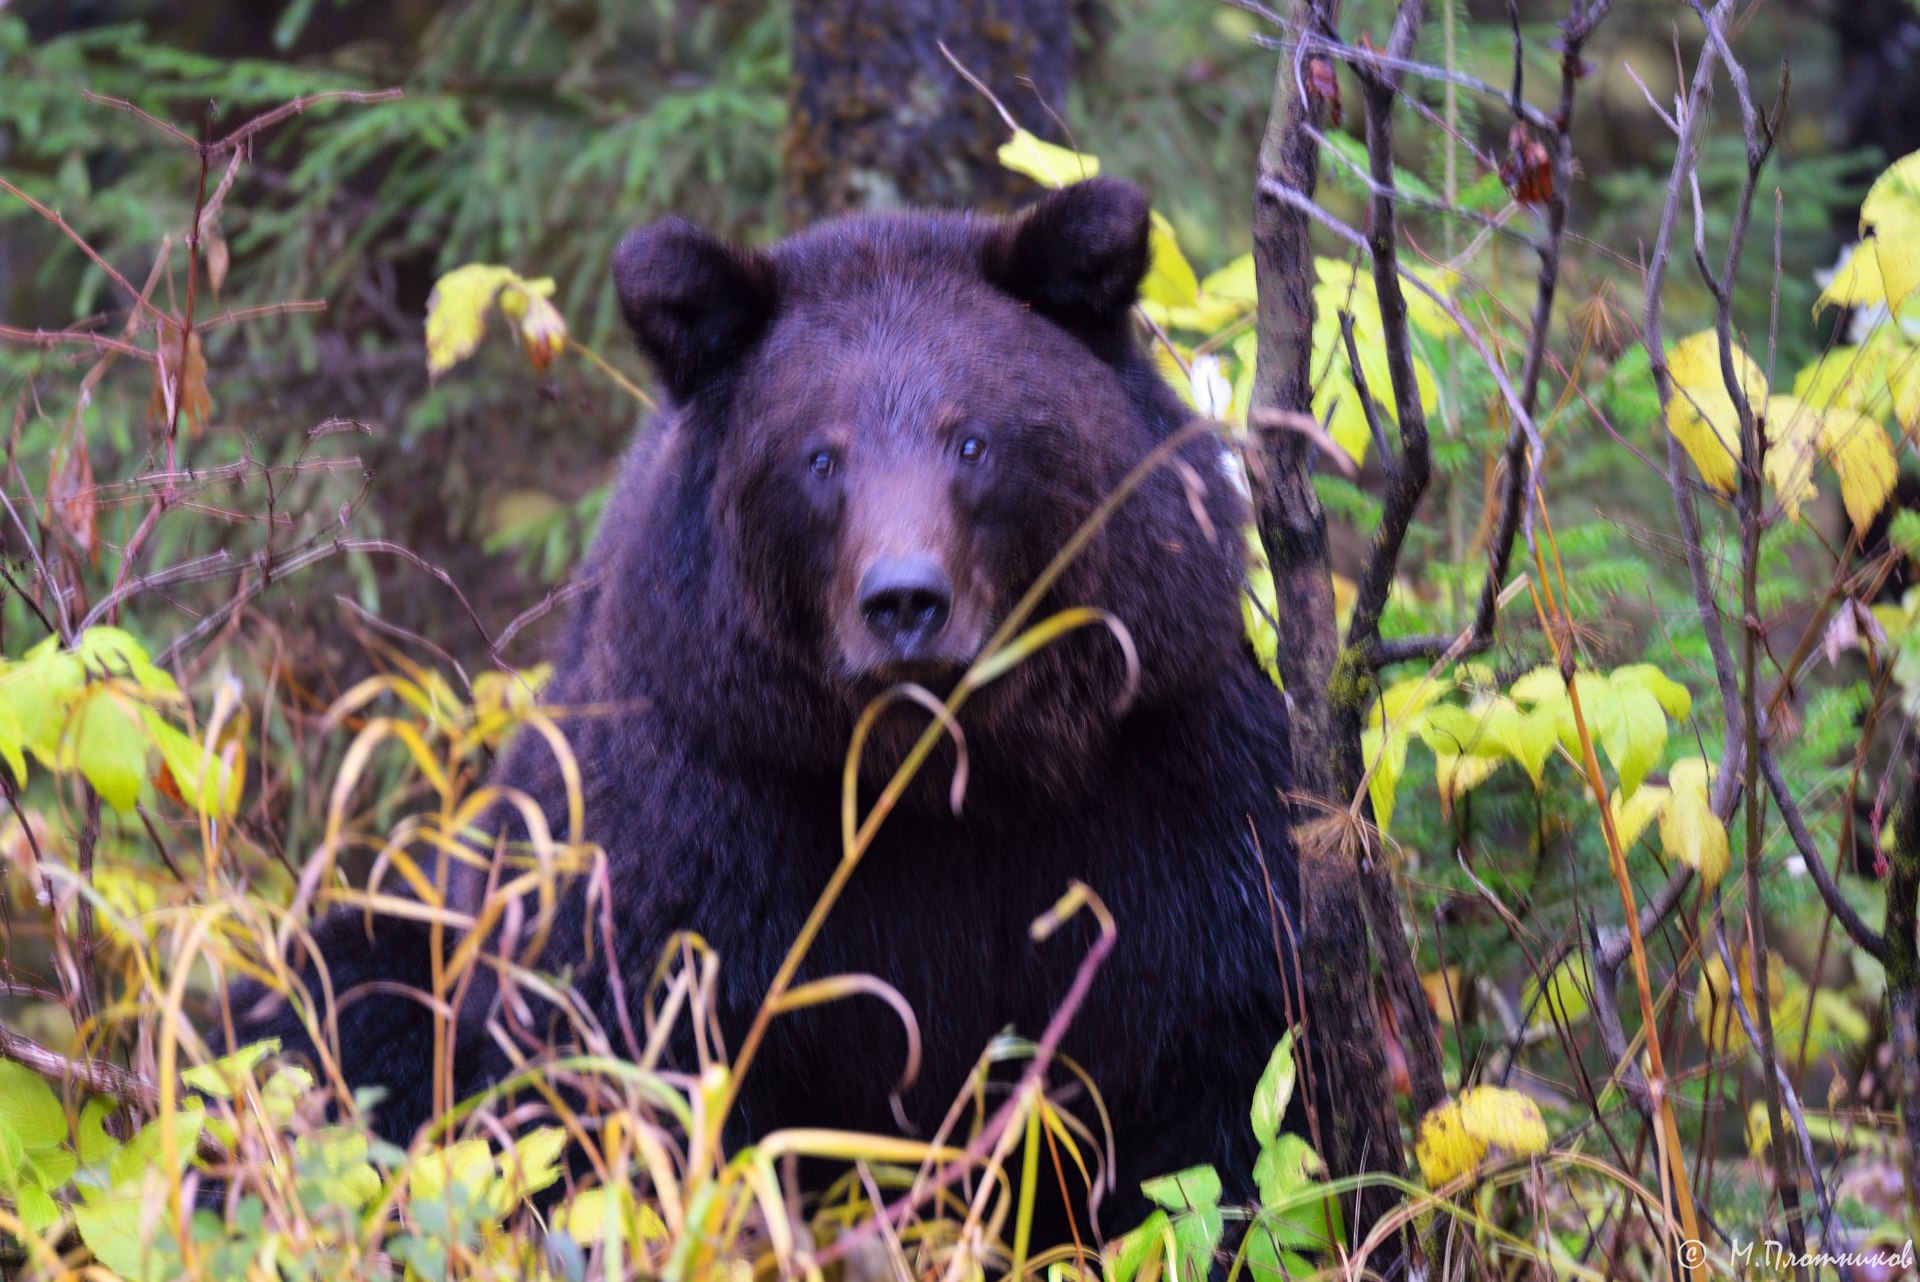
[205,233,230,297]
[149,331,212,438]
[1501,121,1553,208]
[48,436,96,564]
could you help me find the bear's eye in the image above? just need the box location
[809,449,838,479]
[958,435,987,465]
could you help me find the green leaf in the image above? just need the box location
[1320,130,1440,203]
[1243,1225,1319,1282]
[1610,664,1692,721]
[74,627,175,696]
[0,1060,67,1153]
[140,709,242,817]
[1455,171,1510,212]
[0,648,84,769]
[77,1098,118,1165]
[68,686,150,813]
[1600,683,1667,799]
[73,1194,181,1282]
[1889,509,1920,559]
[1252,1134,1324,1208]
[0,1118,21,1185]
[26,1144,76,1192]
[294,1129,382,1211]
[1103,1209,1169,1282]
[108,1105,203,1188]
[16,1180,61,1236]
[180,1039,278,1098]
[0,687,26,787]
[1141,1164,1221,1213]
[1171,1200,1224,1279]
[1249,1032,1296,1148]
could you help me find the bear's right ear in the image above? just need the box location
[986,178,1152,334]
[612,220,780,403]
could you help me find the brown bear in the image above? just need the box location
[242,178,1302,1245]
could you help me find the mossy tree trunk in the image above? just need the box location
[785,0,1073,226]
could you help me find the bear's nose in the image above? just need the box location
[859,556,952,650]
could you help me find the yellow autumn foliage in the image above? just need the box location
[1414,1086,1550,1188]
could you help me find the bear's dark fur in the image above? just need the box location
[239,179,1302,1242]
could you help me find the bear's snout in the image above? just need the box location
[858,555,952,654]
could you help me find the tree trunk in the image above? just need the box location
[1248,2,1412,1242]
[785,0,1073,226]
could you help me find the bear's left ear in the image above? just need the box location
[986,178,1152,333]
[612,219,780,403]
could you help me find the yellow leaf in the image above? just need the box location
[1373,673,1454,731]
[1435,750,1501,811]
[1416,1087,1548,1188]
[1522,956,1592,1029]
[1508,665,1566,704]
[1421,967,1466,1026]
[1401,263,1461,338]
[1695,947,1785,1055]
[1138,294,1247,335]
[1816,243,1888,312]
[1665,329,1766,494]
[1141,211,1199,310]
[1609,783,1669,849]
[1201,253,1257,304]
[552,1184,669,1250]
[1745,1102,1772,1158]
[1414,1100,1486,1187]
[409,1138,494,1204]
[1457,1086,1550,1157]
[1315,375,1374,465]
[996,129,1098,189]
[1793,342,1895,422]
[425,264,517,377]
[1360,725,1405,834]
[1659,757,1729,889]
[1763,395,1823,524]
[1610,664,1692,721]
[1861,150,1920,308]
[425,266,557,378]
[1818,408,1898,532]
[1331,571,1357,623]
[1886,353,1920,440]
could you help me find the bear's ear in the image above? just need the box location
[612,219,780,402]
[986,178,1152,332]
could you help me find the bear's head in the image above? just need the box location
[610,180,1248,788]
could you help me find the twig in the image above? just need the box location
[0,176,174,330]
